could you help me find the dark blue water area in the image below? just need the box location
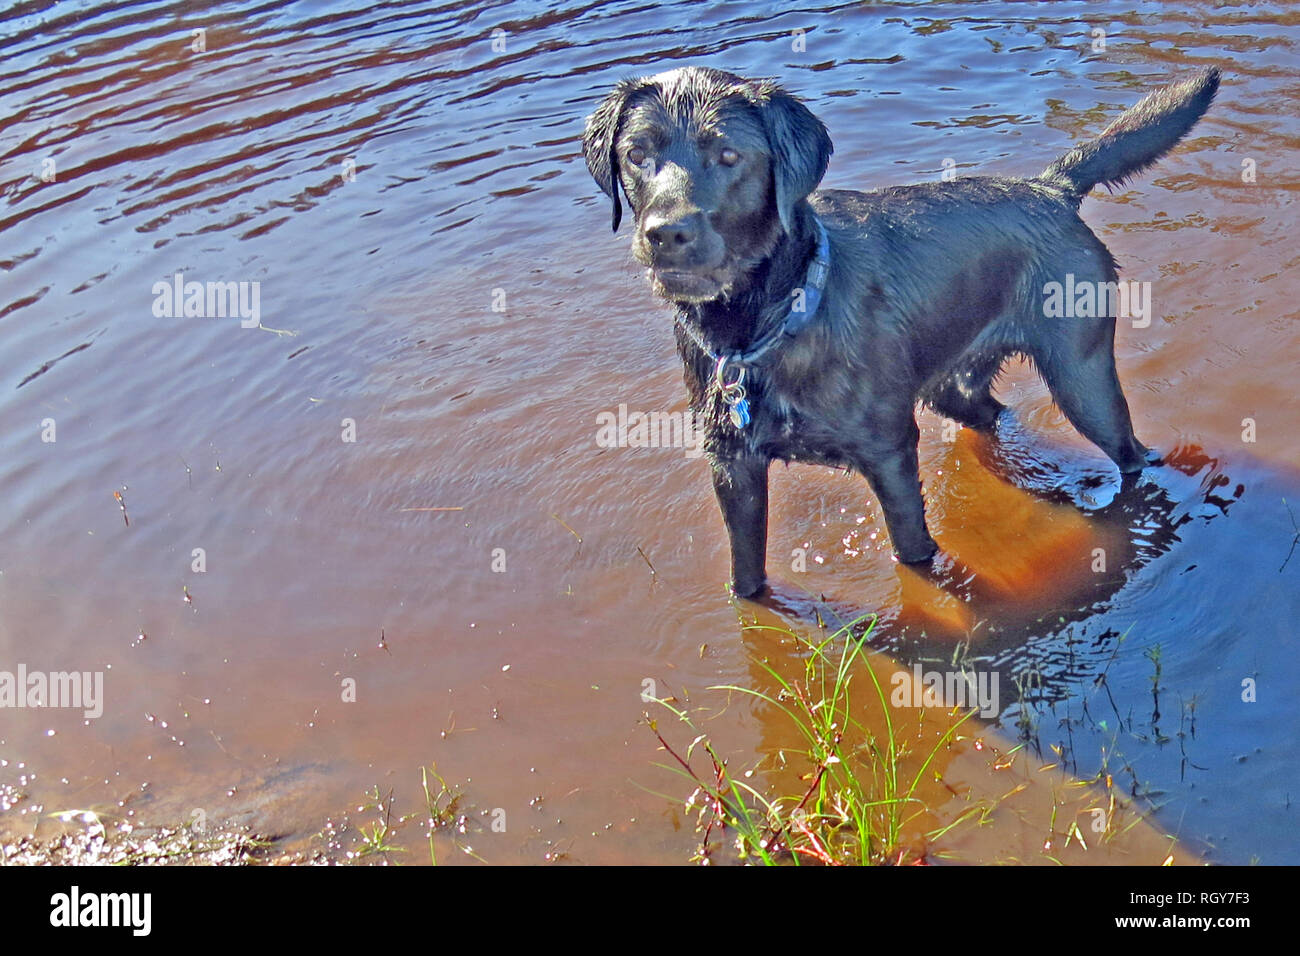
[861,434,1300,864]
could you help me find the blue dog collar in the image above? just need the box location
[777,217,831,342]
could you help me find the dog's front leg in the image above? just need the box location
[711,455,770,598]
[854,423,939,565]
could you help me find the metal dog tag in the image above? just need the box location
[715,355,751,429]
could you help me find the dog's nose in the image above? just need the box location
[644,213,702,251]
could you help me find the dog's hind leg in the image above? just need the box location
[1034,318,1151,474]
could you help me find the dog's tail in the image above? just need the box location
[1040,68,1220,204]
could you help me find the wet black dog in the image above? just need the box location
[583,66,1220,598]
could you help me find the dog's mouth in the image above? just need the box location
[649,268,726,302]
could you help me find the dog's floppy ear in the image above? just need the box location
[583,78,645,232]
[750,83,833,234]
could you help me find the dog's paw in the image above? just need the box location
[894,537,939,565]
[729,577,769,600]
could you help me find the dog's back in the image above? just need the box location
[802,71,1219,455]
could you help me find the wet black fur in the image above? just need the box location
[583,66,1221,598]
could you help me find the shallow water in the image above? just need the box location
[1,0,1297,863]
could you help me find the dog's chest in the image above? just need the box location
[676,321,868,468]
[700,367,857,469]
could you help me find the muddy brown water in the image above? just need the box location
[1,1,1297,864]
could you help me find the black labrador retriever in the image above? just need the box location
[583,66,1220,598]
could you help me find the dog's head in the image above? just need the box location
[582,67,832,303]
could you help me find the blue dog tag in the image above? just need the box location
[729,396,751,429]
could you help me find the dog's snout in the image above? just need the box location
[645,212,703,252]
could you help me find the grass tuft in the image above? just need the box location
[644,614,979,865]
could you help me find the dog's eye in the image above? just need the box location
[626,146,647,167]
[719,147,741,167]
